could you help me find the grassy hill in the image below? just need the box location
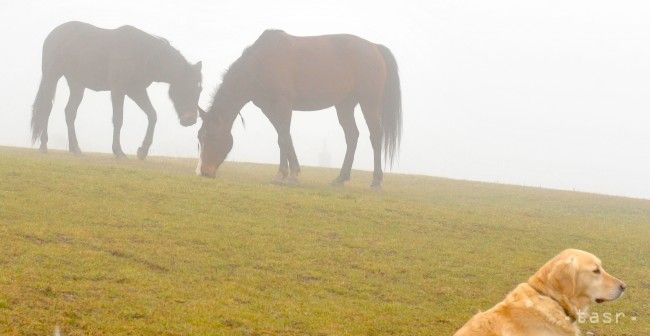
[0,146,648,335]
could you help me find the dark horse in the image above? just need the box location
[197,30,401,187]
[32,21,202,159]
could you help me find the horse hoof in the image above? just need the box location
[137,147,148,160]
[114,152,127,160]
[331,178,346,187]
[70,149,83,156]
[39,147,48,154]
[271,172,288,185]
[370,182,382,190]
[285,176,300,186]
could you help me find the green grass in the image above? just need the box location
[0,146,648,335]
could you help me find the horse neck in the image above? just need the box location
[153,47,188,83]
[210,68,251,125]
[211,88,249,128]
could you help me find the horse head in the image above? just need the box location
[169,61,202,126]
[196,107,233,178]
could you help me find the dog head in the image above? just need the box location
[528,249,626,312]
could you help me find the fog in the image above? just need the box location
[1,1,649,199]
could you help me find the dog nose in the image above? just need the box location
[620,282,627,291]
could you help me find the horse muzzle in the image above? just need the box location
[180,112,197,126]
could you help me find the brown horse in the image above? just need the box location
[197,30,401,188]
[32,21,202,159]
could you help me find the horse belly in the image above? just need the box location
[291,62,355,111]
[59,37,112,91]
[292,90,351,111]
[69,70,110,91]
[65,62,110,91]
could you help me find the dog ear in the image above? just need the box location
[549,256,578,297]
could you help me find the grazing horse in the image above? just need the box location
[197,30,402,188]
[31,21,202,159]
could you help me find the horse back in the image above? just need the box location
[249,31,385,110]
[42,21,163,91]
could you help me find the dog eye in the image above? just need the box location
[593,268,601,274]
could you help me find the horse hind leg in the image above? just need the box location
[65,81,84,155]
[359,99,383,189]
[332,101,359,186]
[32,71,61,153]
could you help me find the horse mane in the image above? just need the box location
[207,30,288,116]
[153,35,170,44]
[116,25,188,66]
[209,30,284,104]
[207,45,256,114]
[221,46,254,82]
[153,35,188,65]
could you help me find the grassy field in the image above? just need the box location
[0,146,648,335]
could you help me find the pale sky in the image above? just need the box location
[1,1,650,199]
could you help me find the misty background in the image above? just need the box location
[1,1,649,199]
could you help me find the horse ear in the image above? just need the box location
[194,61,202,72]
[198,106,207,119]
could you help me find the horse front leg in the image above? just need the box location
[273,145,290,184]
[263,105,297,185]
[110,91,127,158]
[128,89,157,160]
[276,133,301,185]
[332,102,358,186]
[284,111,300,183]
[286,137,300,182]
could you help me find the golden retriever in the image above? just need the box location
[453,249,626,336]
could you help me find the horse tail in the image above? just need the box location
[31,40,59,144]
[377,44,402,168]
